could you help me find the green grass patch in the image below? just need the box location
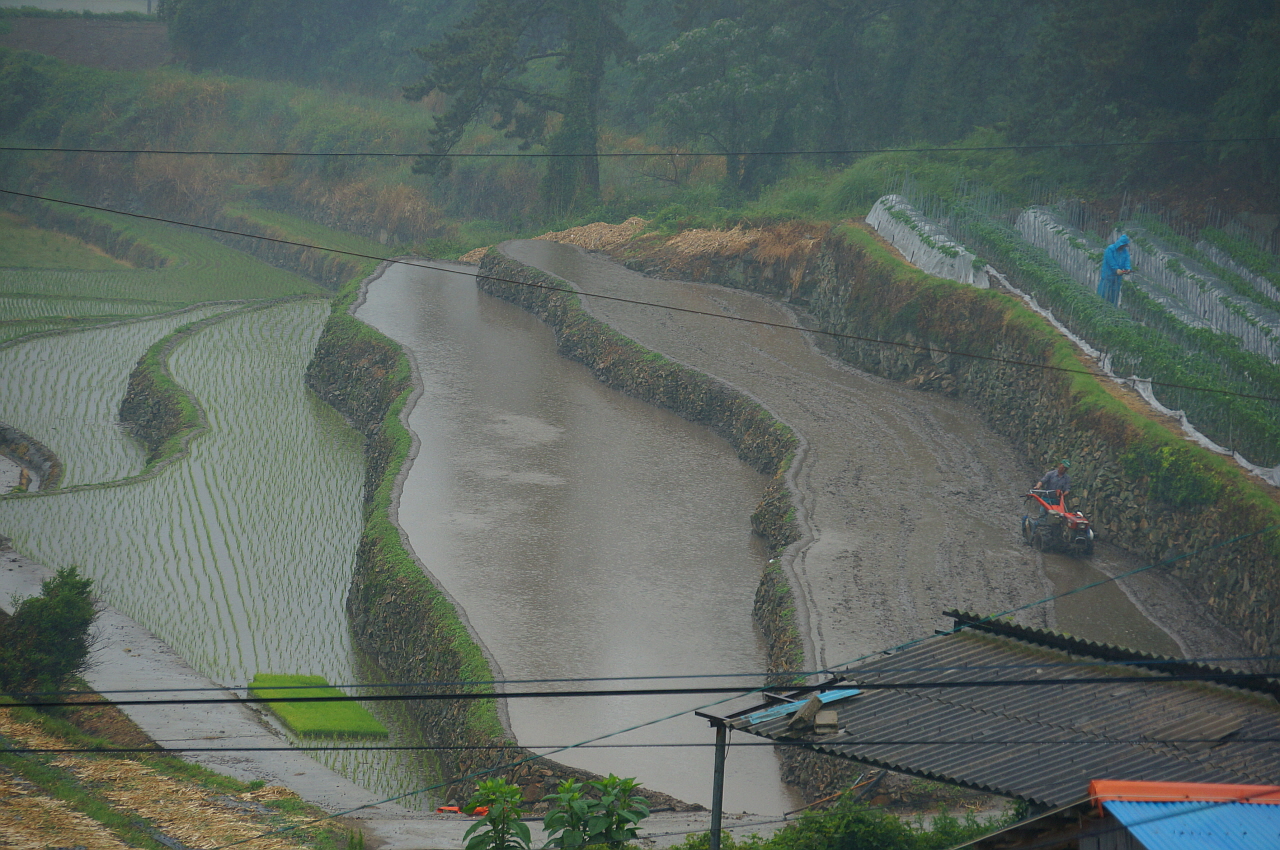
[248,674,389,739]
[8,196,326,303]
[0,211,133,270]
[224,203,389,259]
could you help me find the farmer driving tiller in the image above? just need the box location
[1023,459,1095,556]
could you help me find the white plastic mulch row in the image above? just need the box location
[1016,207,1280,362]
[866,195,990,289]
[866,195,1280,488]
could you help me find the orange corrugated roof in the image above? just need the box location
[1090,780,1280,806]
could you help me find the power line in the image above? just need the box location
[4,187,1279,405]
[188,521,1280,847]
[6,739,1280,756]
[3,135,1279,159]
[12,669,1280,710]
[21,652,1274,699]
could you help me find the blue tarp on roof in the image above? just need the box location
[1105,801,1280,850]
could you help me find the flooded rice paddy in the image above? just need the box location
[1,302,364,681]
[356,260,797,815]
[0,305,231,485]
[0,300,437,801]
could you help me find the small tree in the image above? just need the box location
[463,778,533,850]
[0,566,98,695]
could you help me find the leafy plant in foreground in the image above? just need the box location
[464,778,532,850]
[543,775,650,850]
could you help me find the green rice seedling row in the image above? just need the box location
[0,295,175,323]
[0,306,232,485]
[248,674,389,739]
[0,319,82,345]
[0,299,366,690]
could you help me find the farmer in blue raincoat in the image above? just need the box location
[1097,234,1132,306]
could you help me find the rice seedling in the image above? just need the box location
[248,674,389,739]
[0,305,233,485]
[0,301,365,697]
[0,295,173,322]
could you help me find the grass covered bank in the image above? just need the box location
[306,267,505,800]
[305,264,700,810]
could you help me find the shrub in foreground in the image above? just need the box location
[0,566,97,695]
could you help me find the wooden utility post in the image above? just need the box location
[699,713,729,850]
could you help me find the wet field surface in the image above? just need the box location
[503,240,1244,664]
[356,259,795,814]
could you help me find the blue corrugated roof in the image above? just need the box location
[1105,801,1280,850]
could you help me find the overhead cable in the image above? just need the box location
[3,187,1278,405]
[12,667,1280,710]
[5,738,1280,756]
[22,652,1275,700]
[3,135,1279,159]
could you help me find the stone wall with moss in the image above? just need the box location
[0,423,61,491]
[614,224,1280,661]
[305,265,698,811]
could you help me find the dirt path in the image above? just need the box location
[503,238,1249,667]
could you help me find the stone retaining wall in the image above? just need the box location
[304,268,701,811]
[610,224,1280,661]
[0,423,61,491]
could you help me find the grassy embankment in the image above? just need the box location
[307,269,509,798]
[1,200,337,487]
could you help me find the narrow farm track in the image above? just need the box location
[503,238,1247,665]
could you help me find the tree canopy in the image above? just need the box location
[0,566,98,695]
[403,0,630,212]
[157,0,1280,197]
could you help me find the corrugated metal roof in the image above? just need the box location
[727,624,1280,808]
[1105,801,1280,850]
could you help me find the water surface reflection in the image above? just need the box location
[356,260,796,814]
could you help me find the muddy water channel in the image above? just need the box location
[356,260,798,815]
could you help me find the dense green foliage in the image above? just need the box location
[671,793,993,850]
[153,0,1280,198]
[247,674,389,739]
[541,776,650,850]
[460,775,651,850]
[403,0,630,212]
[0,7,155,21]
[463,778,533,850]
[157,0,471,94]
[0,566,97,695]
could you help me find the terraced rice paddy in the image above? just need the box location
[0,295,174,321]
[0,301,363,680]
[3,212,327,304]
[0,298,436,803]
[0,210,450,805]
[0,305,233,484]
